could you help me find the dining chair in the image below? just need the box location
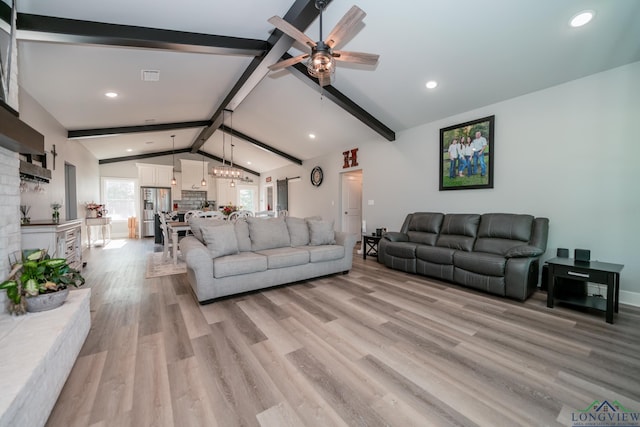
[228,210,253,222]
[184,210,203,221]
[158,214,174,259]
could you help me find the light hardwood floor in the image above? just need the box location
[46,238,640,427]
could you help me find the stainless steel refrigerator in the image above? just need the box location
[141,187,171,237]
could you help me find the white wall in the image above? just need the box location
[266,61,640,304]
[19,90,101,246]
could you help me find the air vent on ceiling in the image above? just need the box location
[141,70,160,81]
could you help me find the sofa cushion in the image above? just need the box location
[416,245,455,265]
[213,252,268,278]
[285,216,310,246]
[234,220,252,252]
[188,217,226,243]
[304,245,345,262]
[247,217,291,251]
[474,214,534,255]
[453,251,506,277]
[307,219,336,245]
[406,212,443,245]
[436,214,480,251]
[202,224,239,259]
[256,247,310,269]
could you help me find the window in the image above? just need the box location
[102,178,136,221]
[238,185,258,212]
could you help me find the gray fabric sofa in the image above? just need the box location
[378,212,549,300]
[179,216,357,303]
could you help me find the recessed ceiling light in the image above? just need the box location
[126,148,133,152]
[570,10,594,27]
[309,133,316,139]
[425,81,438,89]
[105,92,118,98]
[247,161,252,165]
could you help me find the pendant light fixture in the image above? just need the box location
[170,134,177,186]
[211,109,243,183]
[201,150,207,187]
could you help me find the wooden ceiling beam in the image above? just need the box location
[68,121,211,139]
[16,14,267,56]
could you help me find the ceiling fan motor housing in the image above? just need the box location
[308,41,335,77]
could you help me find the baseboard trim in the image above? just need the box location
[587,284,640,307]
[620,290,640,307]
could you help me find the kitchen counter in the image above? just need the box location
[21,219,83,227]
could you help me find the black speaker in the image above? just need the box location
[575,248,591,262]
[557,248,569,258]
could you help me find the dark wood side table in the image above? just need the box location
[362,234,382,260]
[546,257,624,324]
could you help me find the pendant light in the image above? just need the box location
[171,134,177,186]
[211,109,243,182]
[201,150,207,187]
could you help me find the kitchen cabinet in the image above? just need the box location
[136,163,174,187]
[21,220,83,271]
[207,176,217,202]
[180,159,209,191]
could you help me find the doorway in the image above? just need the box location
[340,170,362,237]
[64,162,77,220]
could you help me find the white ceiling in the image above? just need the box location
[6,0,640,176]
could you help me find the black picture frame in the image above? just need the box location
[439,115,494,191]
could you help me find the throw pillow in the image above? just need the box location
[188,217,226,243]
[307,219,335,245]
[202,223,239,258]
[247,217,291,251]
[285,216,310,246]
[234,220,252,252]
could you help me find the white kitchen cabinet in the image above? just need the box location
[180,159,209,191]
[21,220,83,271]
[207,176,217,202]
[136,163,174,187]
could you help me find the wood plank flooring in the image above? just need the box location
[46,239,640,427]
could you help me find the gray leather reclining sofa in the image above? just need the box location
[378,212,549,300]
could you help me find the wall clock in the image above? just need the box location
[311,166,323,187]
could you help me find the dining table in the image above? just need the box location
[166,221,191,265]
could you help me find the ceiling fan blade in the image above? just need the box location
[268,54,309,71]
[325,5,366,49]
[332,50,379,65]
[268,16,317,48]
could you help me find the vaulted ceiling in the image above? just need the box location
[3,0,640,176]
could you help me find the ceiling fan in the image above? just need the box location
[268,1,379,87]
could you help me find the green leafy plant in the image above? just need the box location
[1,249,85,315]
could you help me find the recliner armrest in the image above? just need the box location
[505,245,544,258]
[383,232,409,242]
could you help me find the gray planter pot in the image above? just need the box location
[25,288,69,312]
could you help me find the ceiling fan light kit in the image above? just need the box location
[268,1,379,87]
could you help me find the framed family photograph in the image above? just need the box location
[439,115,494,191]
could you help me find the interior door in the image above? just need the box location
[341,171,362,235]
[64,162,77,220]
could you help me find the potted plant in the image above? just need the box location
[0,249,85,315]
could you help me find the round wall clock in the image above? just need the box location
[310,166,323,187]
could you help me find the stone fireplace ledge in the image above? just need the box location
[0,288,91,427]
